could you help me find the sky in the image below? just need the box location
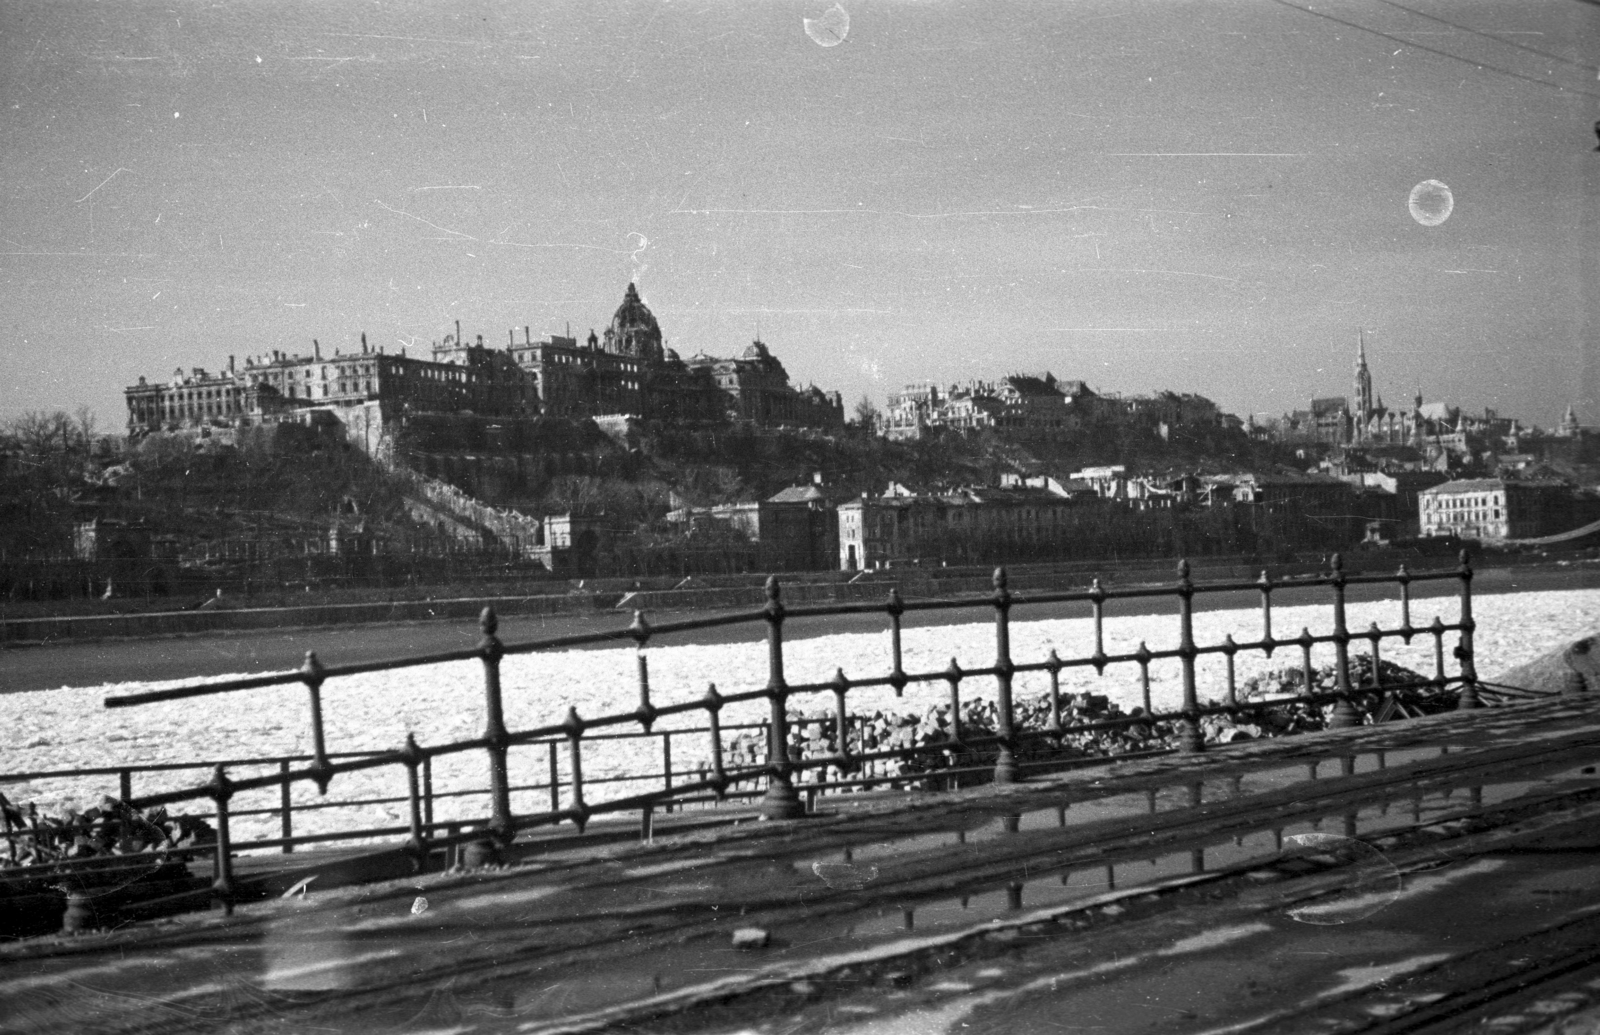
[2,0,1597,431]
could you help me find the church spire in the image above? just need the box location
[1560,403,1581,437]
[1352,328,1374,442]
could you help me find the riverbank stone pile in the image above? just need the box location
[714,656,1458,790]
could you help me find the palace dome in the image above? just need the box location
[605,283,663,363]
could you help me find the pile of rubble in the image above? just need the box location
[715,656,1455,789]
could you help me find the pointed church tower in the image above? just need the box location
[1353,329,1374,443]
[1559,403,1581,437]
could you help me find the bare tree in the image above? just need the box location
[852,395,881,428]
[73,406,97,458]
[10,410,73,458]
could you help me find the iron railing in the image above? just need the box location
[3,551,1490,914]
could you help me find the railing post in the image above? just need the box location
[992,567,1019,784]
[1257,570,1275,656]
[705,683,727,798]
[631,609,658,731]
[759,577,804,819]
[1396,563,1414,642]
[945,657,964,755]
[564,706,589,832]
[300,651,333,793]
[886,589,908,695]
[548,741,560,814]
[1176,559,1203,753]
[1221,635,1239,708]
[478,607,514,853]
[1088,578,1108,673]
[1328,553,1360,729]
[279,759,293,853]
[422,754,435,830]
[1045,650,1063,741]
[1135,642,1154,714]
[832,668,853,776]
[400,733,428,871]
[208,765,235,916]
[662,731,674,812]
[1455,550,1481,710]
[1431,616,1447,688]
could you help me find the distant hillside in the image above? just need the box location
[1,419,421,557]
[432,397,1299,525]
[2,394,1300,561]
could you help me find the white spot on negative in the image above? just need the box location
[803,4,850,47]
[1408,180,1453,227]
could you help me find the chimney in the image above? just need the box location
[455,320,461,348]
[525,325,531,345]
[313,339,321,360]
[228,354,236,374]
[361,332,368,354]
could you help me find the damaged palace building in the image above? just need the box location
[123,283,845,449]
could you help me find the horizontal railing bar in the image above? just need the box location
[1006,570,1462,606]
[1340,571,1461,587]
[2,723,793,786]
[781,600,923,619]
[0,845,210,879]
[510,608,769,652]
[99,563,1470,710]
[0,749,402,784]
[103,669,322,707]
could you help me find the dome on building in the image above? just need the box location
[604,282,664,364]
[742,339,770,361]
[612,282,657,335]
[663,347,681,363]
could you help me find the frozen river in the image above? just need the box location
[4,585,1598,843]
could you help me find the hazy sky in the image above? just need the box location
[3,0,1597,430]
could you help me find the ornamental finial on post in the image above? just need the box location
[764,574,784,621]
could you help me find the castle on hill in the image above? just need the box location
[124,283,844,446]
